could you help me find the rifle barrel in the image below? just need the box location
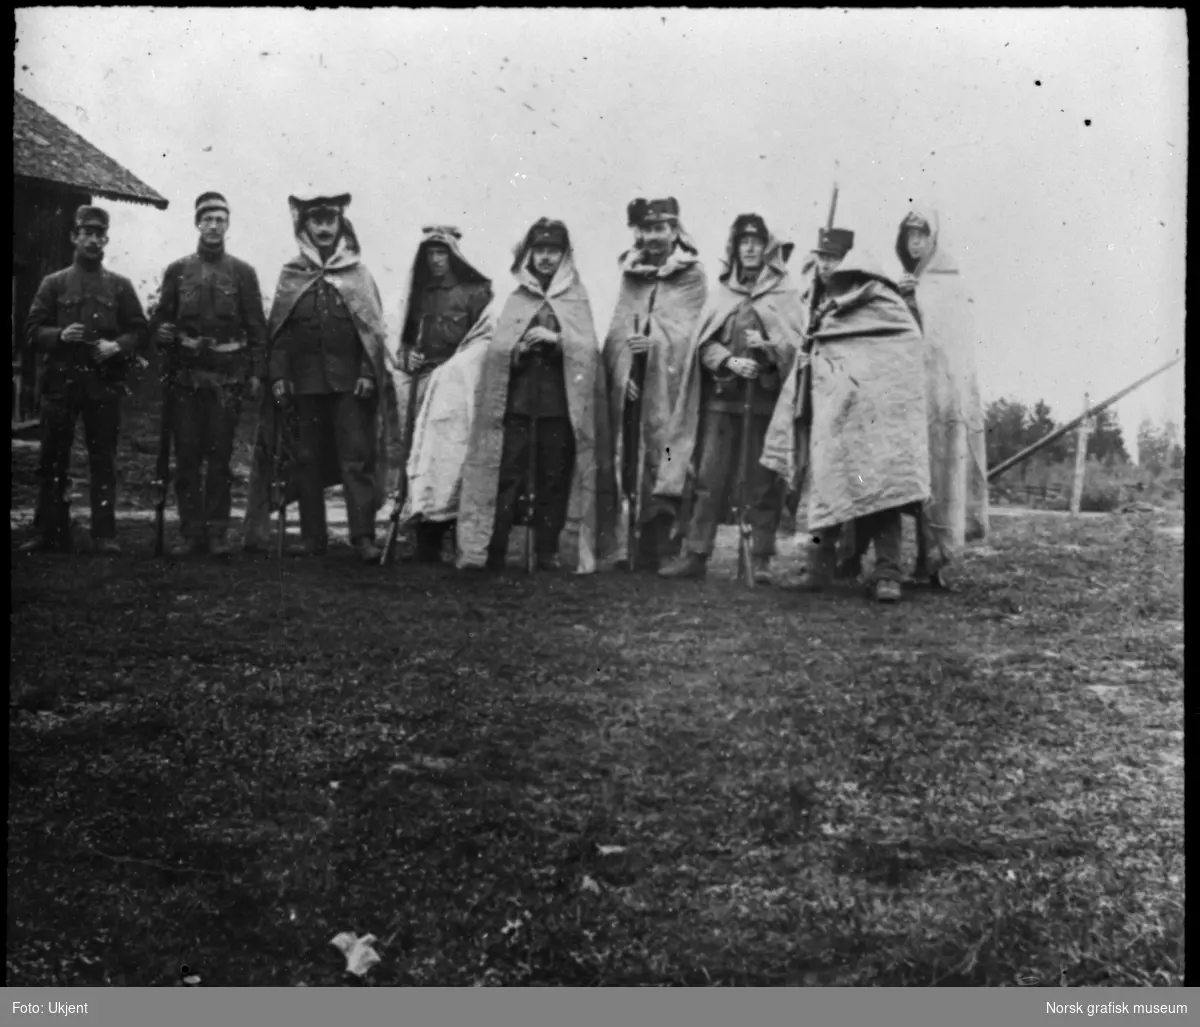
[987,353,1182,481]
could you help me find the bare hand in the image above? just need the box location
[155,323,177,346]
[727,356,761,379]
[272,379,290,403]
[896,274,918,293]
[627,333,651,356]
[94,340,122,362]
[247,376,263,401]
[524,325,559,348]
[406,349,428,373]
[626,378,641,402]
[60,323,86,345]
[743,328,766,350]
[354,376,376,399]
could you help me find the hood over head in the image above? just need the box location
[895,203,959,275]
[719,213,794,283]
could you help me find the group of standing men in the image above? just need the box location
[21,187,988,602]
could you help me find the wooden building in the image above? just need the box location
[12,89,168,425]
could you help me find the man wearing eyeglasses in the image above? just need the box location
[150,191,267,556]
[21,205,148,554]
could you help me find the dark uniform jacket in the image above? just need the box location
[151,245,267,385]
[403,269,493,369]
[269,279,371,395]
[507,301,569,419]
[25,257,148,396]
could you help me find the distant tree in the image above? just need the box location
[1137,418,1181,476]
[1024,399,1068,462]
[1088,407,1129,465]
[985,398,1029,467]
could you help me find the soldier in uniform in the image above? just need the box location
[394,225,492,562]
[266,191,390,562]
[655,213,805,583]
[150,191,267,556]
[22,205,148,554]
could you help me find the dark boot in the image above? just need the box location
[658,552,708,580]
[414,523,446,563]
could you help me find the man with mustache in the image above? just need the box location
[601,196,707,569]
[150,191,267,557]
[258,190,391,562]
[392,225,493,562]
[22,205,149,554]
[655,213,805,583]
[455,218,616,572]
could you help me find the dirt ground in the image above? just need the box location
[8,414,1185,986]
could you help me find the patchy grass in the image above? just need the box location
[8,430,1184,987]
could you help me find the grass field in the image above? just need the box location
[8,422,1185,987]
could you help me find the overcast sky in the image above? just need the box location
[15,7,1186,448]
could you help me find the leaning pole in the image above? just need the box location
[987,352,1183,482]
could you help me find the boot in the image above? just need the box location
[287,537,327,558]
[752,554,773,586]
[658,552,708,580]
[207,532,235,557]
[354,536,383,563]
[414,523,445,563]
[874,579,903,604]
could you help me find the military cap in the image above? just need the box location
[815,227,855,258]
[901,212,931,233]
[421,224,463,240]
[732,213,769,243]
[642,197,680,224]
[74,205,110,231]
[527,218,569,250]
[194,191,230,223]
[626,198,649,228]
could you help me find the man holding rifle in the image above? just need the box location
[22,205,148,554]
[387,225,492,564]
[655,213,804,584]
[762,221,930,603]
[150,191,267,557]
[455,218,615,573]
[601,197,707,571]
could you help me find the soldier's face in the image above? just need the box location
[738,235,765,271]
[305,211,342,249]
[642,221,679,257]
[424,244,451,278]
[72,225,107,261]
[531,245,564,277]
[905,228,932,262]
[815,253,844,283]
[197,211,229,247]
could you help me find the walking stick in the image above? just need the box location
[271,395,288,562]
[381,317,428,566]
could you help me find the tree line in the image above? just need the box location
[985,398,1183,475]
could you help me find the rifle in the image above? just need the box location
[525,403,539,575]
[380,317,428,566]
[153,332,175,557]
[735,369,757,589]
[624,302,654,571]
[271,398,288,561]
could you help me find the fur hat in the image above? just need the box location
[289,191,352,218]
[194,191,230,223]
[642,197,680,224]
[526,218,569,250]
[732,213,769,243]
[626,198,649,227]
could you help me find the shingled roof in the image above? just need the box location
[13,90,168,210]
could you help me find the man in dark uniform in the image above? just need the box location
[657,214,803,583]
[395,225,492,561]
[22,205,148,554]
[151,191,267,556]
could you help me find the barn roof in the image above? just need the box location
[13,90,169,210]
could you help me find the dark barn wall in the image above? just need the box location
[12,179,90,421]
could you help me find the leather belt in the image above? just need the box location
[180,335,246,354]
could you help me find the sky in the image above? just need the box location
[14,7,1187,452]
